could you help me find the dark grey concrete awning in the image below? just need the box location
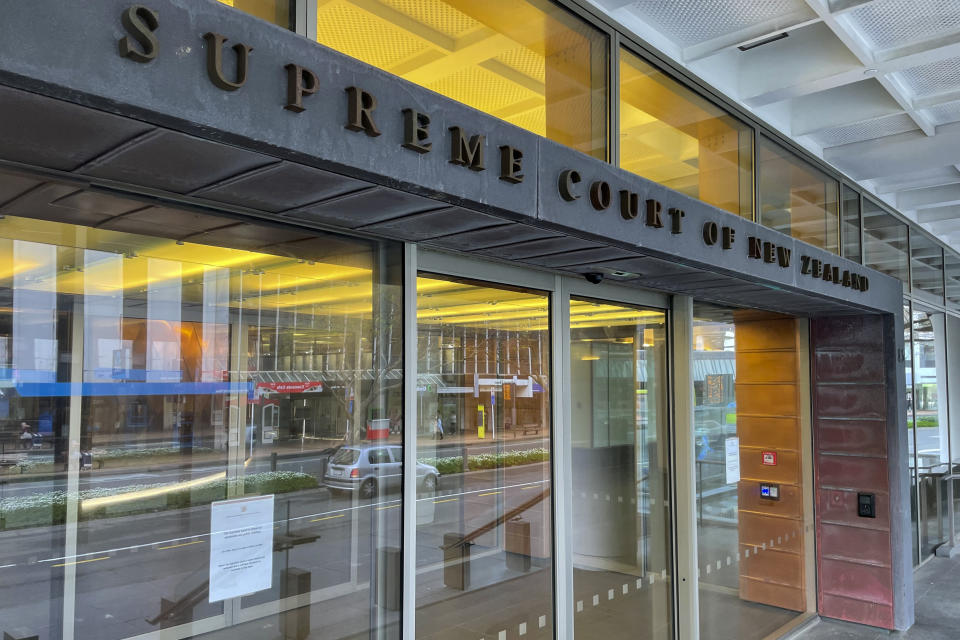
[0,0,902,316]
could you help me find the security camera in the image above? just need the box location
[584,272,604,284]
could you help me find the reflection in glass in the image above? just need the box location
[694,305,808,640]
[910,232,944,303]
[569,299,670,640]
[620,48,753,218]
[949,314,960,466]
[905,301,919,563]
[841,185,861,263]
[913,307,949,559]
[0,206,402,640]
[863,199,909,283]
[415,276,552,638]
[946,252,960,310]
[315,0,609,159]
[759,136,839,253]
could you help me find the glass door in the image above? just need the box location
[568,297,672,639]
[413,273,554,638]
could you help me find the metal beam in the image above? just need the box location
[897,183,960,210]
[802,0,935,136]
[917,205,960,224]
[824,121,960,180]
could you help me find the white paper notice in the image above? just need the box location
[209,494,275,602]
[725,437,740,485]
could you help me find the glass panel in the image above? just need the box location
[569,298,671,640]
[913,306,949,558]
[217,0,293,29]
[863,199,909,283]
[0,202,402,639]
[911,232,944,303]
[758,136,839,253]
[945,251,960,310]
[912,307,947,467]
[949,314,960,466]
[620,48,754,219]
[841,185,862,263]
[315,0,609,159]
[694,305,808,640]
[414,275,552,638]
[905,301,919,565]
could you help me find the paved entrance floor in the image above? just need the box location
[793,553,960,640]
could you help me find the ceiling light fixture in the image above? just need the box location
[738,32,788,51]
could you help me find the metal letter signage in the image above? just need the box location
[284,63,318,112]
[645,199,663,228]
[499,146,523,183]
[703,221,719,245]
[402,109,431,154]
[449,127,485,171]
[558,170,581,201]
[118,5,159,63]
[668,208,685,234]
[589,181,611,211]
[109,11,874,300]
[620,190,639,220]
[345,86,381,137]
[203,32,252,91]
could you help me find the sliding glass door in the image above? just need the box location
[568,297,672,639]
[414,274,554,638]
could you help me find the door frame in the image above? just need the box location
[404,246,676,640]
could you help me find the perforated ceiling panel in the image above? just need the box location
[378,0,481,39]
[810,113,918,148]
[895,55,960,98]
[844,0,960,51]
[923,100,960,127]
[624,0,808,47]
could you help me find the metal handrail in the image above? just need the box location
[439,487,550,551]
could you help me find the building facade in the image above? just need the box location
[0,1,956,639]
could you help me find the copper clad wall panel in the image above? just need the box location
[815,418,887,457]
[812,315,896,629]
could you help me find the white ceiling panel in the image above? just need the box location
[841,0,960,51]
[895,55,960,97]
[622,0,810,47]
[812,112,918,147]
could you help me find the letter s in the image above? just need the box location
[118,6,159,63]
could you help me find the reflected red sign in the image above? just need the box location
[255,381,324,394]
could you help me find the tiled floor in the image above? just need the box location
[793,553,960,640]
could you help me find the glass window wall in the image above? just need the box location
[758,136,839,253]
[314,0,609,160]
[911,232,945,304]
[912,306,950,558]
[569,298,671,640]
[414,275,553,638]
[905,301,920,565]
[863,199,909,283]
[841,185,862,263]
[620,48,754,218]
[217,0,294,29]
[946,251,960,310]
[0,205,403,640]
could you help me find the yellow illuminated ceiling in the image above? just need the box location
[0,216,377,318]
[315,0,605,153]
[416,277,664,331]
